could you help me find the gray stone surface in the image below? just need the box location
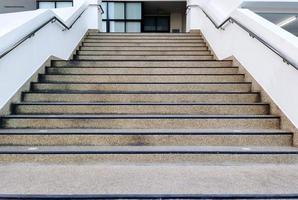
[0,163,298,194]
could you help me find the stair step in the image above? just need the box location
[1,164,298,196]
[77,50,211,56]
[84,39,205,43]
[80,46,209,51]
[39,74,244,83]
[31,82,252,92]
[82,42,207,47]
[13,103,270,115]
[2,114,280,129]
[22,92,260,103]
[46,67,238,75]
[86,36,203,40]
[74,55,214,61]
[0,146,296,164]
[88,32,201,36]
[52,60,233,68]
[0,129,291,146]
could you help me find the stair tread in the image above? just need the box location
[1,164,298,196]
[4,114,279,119]
[34,82,251,84]
[0,128,290,135]
[15,102,268,105]
[41,73,243,76]
[47,66,235,69]
[25,91,257,94]
[0,145,297,153]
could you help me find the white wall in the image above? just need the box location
[187,0,298,129]
[0,0,99,111]
[0,0,35,14]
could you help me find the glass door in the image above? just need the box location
[102,2,142,33]
[143,16,170,32]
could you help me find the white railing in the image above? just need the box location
[186,0,298,129]
[0,0,100,112]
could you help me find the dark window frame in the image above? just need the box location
[36,1,73,9]
[102,1,143,33]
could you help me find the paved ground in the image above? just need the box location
[0,163,298,195]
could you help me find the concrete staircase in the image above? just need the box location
[0,31,298,197]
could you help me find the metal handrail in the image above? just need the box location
[0,4,104,60]
[186,5,298,70]
[98,4,105,14]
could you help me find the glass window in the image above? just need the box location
[144,17,156,32]
[156,18,169,31]
[103,1,142,33]
[126,3,141,20]
[56,2,72,8]
[101,2,107,20]
[108,2,124,20]
[126,22,141,32]
[102,21,107,32]
[38,2,55,9]
[110,21,125,32]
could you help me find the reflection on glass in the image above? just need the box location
[157,18,169,31]
[126,22,141,32]
[108,2,125,19]
[143,17,156,32]
[126,3,142,19]
[110,21,125,32]
[56,2,72,8]
[38,2,55,9]
[102,21,107,32]
[101,2,107,20]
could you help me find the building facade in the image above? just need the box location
[0,0,186,33]
[101,1,186,33]
[0,0,73,14]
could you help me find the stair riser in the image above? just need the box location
[80,47,209,51]
[32,83,252,92]
[39,75,244,83]
[46,67,239,75]
[75,55,214,61]
[82,43,207,47]
[23,93,260,103]
[86,36,203,40]
[84,39,205,43]
[88,33,201,36]
[77,50,211,56]
[14,105,269,115]
[0,154,296,164]
[0,135,291,146]
[52,61,233,68]
[3,118,279,129]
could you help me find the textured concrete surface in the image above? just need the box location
[3,115,280,129]
[0,134,291,146]
[41,74,244,83]
[23,93,259,103]
[32,82,252,92]
[52,60,233,67]
[83,39,205,43]
[75,55,214,61]
[77,50,211,56]
[80,46,209,51]
[0,146,297,164]
[47,67,237,74]
[82,43,207,47]
[0,163,298,194]
[15,104,269,115]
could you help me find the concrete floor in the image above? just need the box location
[0,163,298,195]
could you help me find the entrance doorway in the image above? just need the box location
[143,16,170,32]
